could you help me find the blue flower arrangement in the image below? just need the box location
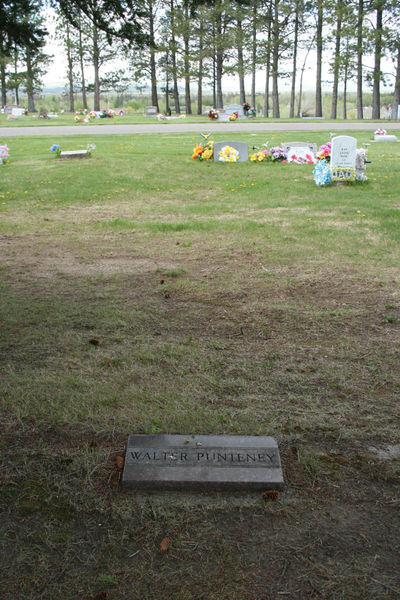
[50,144,61,157]
[313,158,331,186]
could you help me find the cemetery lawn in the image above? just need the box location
[1,130,400,600]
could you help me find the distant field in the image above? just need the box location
[1,129,399,600]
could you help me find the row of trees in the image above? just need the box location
[1,0,400,118]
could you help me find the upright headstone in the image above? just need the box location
[122,434,284,491]
[330,135,357,182]
[145,106,158,116]
[213,141,249,162]
[225,103,245,118]
[217,109,230,122]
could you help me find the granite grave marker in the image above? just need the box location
[330,135,357,182]
[122,434,284,491]
[213,141,249,162]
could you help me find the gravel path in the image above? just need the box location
[1,121,399,137]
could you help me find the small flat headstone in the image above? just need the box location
[374,134,398,142]
[213,141,249,162]
[60,150,89,159]
[122,434,284,492]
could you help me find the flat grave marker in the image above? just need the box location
[60,150,89,159]
[122,434,284,492]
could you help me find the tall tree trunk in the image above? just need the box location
[149,0,159,111]
[92,24,100,111]
[297,37,313,117]
[237,18,246,104]
[66,23,75,112]
[215,3,224,109]
[250,0,257,108]
[289,3,299,118]
[330,0,342,119]
[271,1,280,118]
[78,15,88,110]
[356,0,364,119]
[165,50,170,115]
[315,0,323,117]
[197,14,204,115]
[14,50,19,104]
[372,1,383,119]
[170,0,180,113]
[212,54,216,108]
[263,15,271,117]
[183,4,191,114]
[343,53,348,119]
[0,37,7,105]
[25,48,36,112]
[392,43,400,120]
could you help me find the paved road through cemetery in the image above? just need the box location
[1,121,400,137]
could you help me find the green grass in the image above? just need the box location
[1,129,400,599]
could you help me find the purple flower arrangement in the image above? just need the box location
[268,146,288,162]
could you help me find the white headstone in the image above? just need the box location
[282,142,317,163]
[12,107,24,117]
[330,136,357,182]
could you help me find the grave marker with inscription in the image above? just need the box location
[330,135,356,182]
[282,142,317,163]
[122,434,284,491]
[225,103,245,118]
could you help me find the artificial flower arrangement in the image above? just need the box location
[315,142,331,161]
[192,134,214,161]
[208,109,218,120]
[249,149,269,162]
[86,143,96,156]
[313,159,331,186]
[99,109,114,118]
[89,110,97,119]
[229,111,239,121]
[243,102,256,116]
[249,145,288,163]
[118,109,125,116]
[75,113,84,122]
[289,153,314,164]
[267,146,288,162]
[0,145,9,164]
[374,128,386,136]
[219,145,239,162]
[50,143,61,157]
